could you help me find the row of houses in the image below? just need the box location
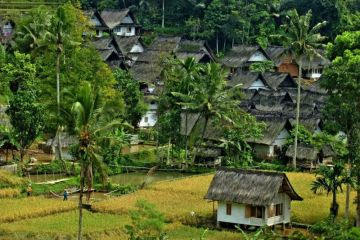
[0,8,333,167]
[85,8,333,168]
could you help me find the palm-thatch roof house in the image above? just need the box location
[114,35,144,66]
[91,37,123,67]
[248,119,292,159]
[285,144,320,169]
[222,45,271,73]
[228,72,297,91]
[175,40,215,63]
[205,168,302,227]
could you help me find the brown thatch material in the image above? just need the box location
[265,46,287,67]
[249,119,291,145]
[175,40,215,63]
[262,72,297,90]
[285,144,319,161]
[100,9,132,29]
[205,168,302,205]
[46,134,77,148]
[114,35,142,55]
[222,45,270,68]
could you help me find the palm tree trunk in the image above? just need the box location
[292,60,302,169]
[357,175,360,226]
[185,112,188,169]
[56,52,64,167]
[166,138,171,165]
[161,0,165,28]
[345,152,351,219]
[78,165,85,240]
[216,32,219,55]
[332,189,338,218]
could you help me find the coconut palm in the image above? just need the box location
[69,82,126,240]
[272,10,326,169]
[311,163,353,218]
[173,62,241,163]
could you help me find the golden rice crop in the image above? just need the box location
[0,210,129,238]
[0,197,77,223]
[93,172,357,225]
[0,169,26,187]
[0,188,21,198]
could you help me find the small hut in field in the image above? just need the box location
[204,168,302,227]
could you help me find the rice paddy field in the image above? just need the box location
[0,171,357,239]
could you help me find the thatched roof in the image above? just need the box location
[249,119,291,145]
[131,61,164,83]
[266,46,330,69]
[205,168,302,205]
[100,9,133,29]
[46,134,77,148]
[300,51,330,70]
[222,45,270,68]
[262,72,297,90]
[130,36,181,83]
[266,46,287,66]
[114,35,142,55]
[228,72,296,91]
[285,144,319,161]
[149,36,182,52]
[228,72,267,89]
[175,40,215,63]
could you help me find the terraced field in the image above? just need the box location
[0,0,64,16]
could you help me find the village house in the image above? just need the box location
[89,9,140,37]
[114,35,145,67]
[205,168,302,227]
[139,100,158,128]
[228,71,297,91]
[222,45,272,74]
[91,37,124,68]
[249,119,292,159]
[266,46,330,80]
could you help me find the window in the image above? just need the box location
[126,27,132,33]
[144,117,148,123]
[226,203,232,215]
[275,204,283,216]
[245,205,264,218]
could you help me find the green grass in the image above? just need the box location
[31,177,79,196]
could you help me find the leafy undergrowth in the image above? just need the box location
[93,172,357,225]
[0,197,77,223]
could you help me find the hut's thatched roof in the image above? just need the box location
[228,72,267,89]
[249,119,291,145]
[114,35,142,55]
[265,46,287,66]
[100,9,134,29]
[204,168,302,205]
[175,40,215,63]
[285,144,319,161]
[222,45,270,68]
[46,134,77,148]
[130,36,180,83]
[262,72,297,90]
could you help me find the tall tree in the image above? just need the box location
[272,9,326,169]
[321,30,360,224]
[4,52,44,162]
[69,82,126,240]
